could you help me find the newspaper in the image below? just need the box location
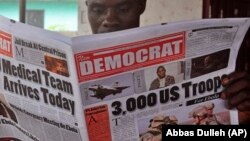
[0,15,250,141]
[0,16,84,141]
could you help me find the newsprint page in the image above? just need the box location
[1,15,250,141]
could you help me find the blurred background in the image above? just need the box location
[0,0,203,36]
[0,0,249,70]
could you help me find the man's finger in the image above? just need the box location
[237,100,250,111]
[223,79,250,98]
[238,111,250,124]
[227,91,250,108]
[221,72,249,86]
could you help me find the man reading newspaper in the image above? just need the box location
[1,1,250,141]
[85,0,250,124]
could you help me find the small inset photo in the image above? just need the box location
[144,62,184,91]
[80,73,134,106]
[191,49,230,78]
[45,55,69,77]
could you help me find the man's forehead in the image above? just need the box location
[86,0,138,6]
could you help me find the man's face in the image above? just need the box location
[204,56,211,67]
[86,0,146,34]
[207,108,213,116]
[157,67,166,79]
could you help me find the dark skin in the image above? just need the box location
[221,72,250,124]
[86,0,146,34]
[157,66,166,79]
[86,0,250,124]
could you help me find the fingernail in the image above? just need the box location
[222,78,230,85]
[227,102,233,109]
[220,92,227,99]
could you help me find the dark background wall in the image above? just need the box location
[203,0,250,72]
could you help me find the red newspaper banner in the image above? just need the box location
[75,32,185,82]
[0,30,12,57]
[84,105,112,141]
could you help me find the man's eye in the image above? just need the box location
[92,7,104,14]
[118,5,129,13]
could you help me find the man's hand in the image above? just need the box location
[221,71,250,124]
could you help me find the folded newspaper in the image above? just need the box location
[0,15,250,141]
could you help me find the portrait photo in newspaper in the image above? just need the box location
[144,62,184,91]
[45,55,69,77]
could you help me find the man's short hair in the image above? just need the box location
[157,66,166,72]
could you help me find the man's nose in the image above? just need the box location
[103,8,119,27]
